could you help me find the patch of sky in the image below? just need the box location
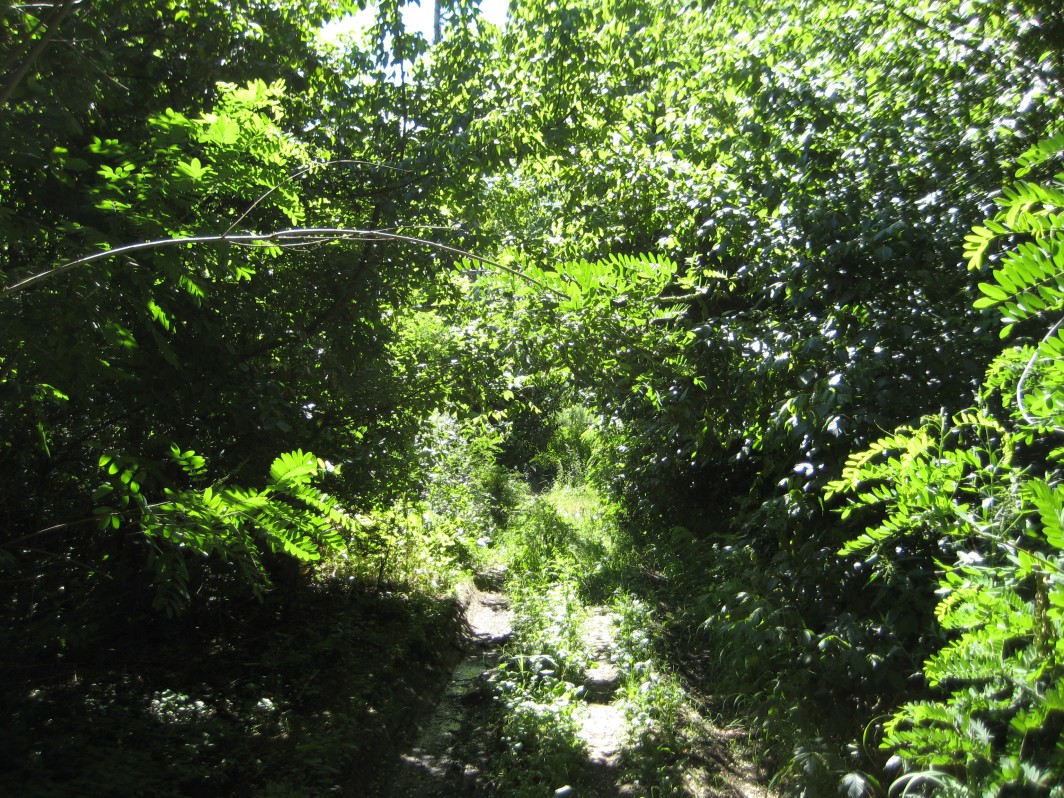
[320,0,509,44]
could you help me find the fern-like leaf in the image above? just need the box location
[268,449,319,487]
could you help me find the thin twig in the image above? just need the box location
[3,159,565,300]
[4,514,101,544]
[0,0,80,108]
[1017,316,1064,432]
[1,228,567,299]
[57,35,130,92]
[222,159,412,237]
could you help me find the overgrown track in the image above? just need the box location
[384,567,513,797]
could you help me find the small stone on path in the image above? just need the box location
[579,702,627,766]
[585,661,621,699]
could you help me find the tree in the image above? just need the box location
[0,0,464,622]
[420,0,1063,785]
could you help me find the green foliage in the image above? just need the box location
[490,474,701,795]
[413,412,508,570]
[438,3,1063,790]
[610,594,692,793]
[0,0,463,630]
[834,412,1064,795]
[828,410,1016,559]
[533,405,601,487]
[833,139,1064,796]
[504,496,576,577]
[3,0,1064,793]
[969,136,1064,433]
[454,0,1060,533]
[91,448,359,614]
[487,488,600,795]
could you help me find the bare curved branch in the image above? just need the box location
[1017,315,1064,433]
[1,227,567,299]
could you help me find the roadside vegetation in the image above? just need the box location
[2,0,1063,795]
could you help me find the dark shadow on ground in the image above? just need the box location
[384,703,636,798]
[0,577,465,798]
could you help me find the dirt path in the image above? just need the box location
[383,568,512,797]
[573,607,634,793]
[382,570,773,798]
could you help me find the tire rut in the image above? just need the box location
[382,574,773,798]
[384,568,512,797]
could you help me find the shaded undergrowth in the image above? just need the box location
[0,577,464,798]
[0,411,774,798]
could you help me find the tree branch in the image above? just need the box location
[1,227,568,299]
[1017,316,1064,432]
[0,0,80,108]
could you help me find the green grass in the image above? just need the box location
[483,477,716,796]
